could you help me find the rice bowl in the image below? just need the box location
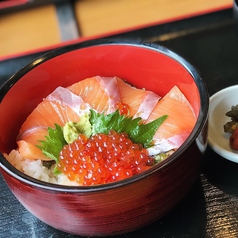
[0,39,209,236]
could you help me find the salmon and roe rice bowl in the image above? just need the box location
[0,40,209,236]
[4,75,197,186]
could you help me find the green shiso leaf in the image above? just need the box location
[90,109,167,148]
[130,115,168,148]
[36,124,67,163]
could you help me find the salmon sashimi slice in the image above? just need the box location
[146,86,197,155]
[116,77,160,120]
[17,87,91,160]
[17,127,51,160]
[68,76,121,114]
[47,86,92,115]
[19,87,89,134]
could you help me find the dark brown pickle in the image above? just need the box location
[224,105,238,134]
[224,104,238,150]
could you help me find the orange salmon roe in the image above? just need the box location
[57,130,154,185]
[115,102,130,116]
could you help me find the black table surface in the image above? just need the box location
[1,8,238,238]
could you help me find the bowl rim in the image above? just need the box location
[0,38,209,192]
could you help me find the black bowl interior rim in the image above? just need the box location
[0,38,209,192]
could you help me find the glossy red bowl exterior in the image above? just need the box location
[0,39,209,236]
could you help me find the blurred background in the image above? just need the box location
[0,0,233,60]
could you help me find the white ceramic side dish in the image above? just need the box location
[208,85,238,163]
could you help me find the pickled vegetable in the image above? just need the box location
[224,104,238,150]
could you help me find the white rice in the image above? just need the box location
[4,150,79,186]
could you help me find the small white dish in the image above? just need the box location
[208,85,238,163]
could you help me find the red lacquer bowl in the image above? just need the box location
[0,39,209,236]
